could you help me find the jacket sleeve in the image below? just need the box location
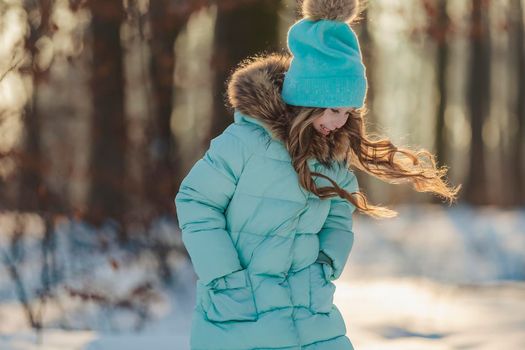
[316,163,359,281]
[174,127,253,287]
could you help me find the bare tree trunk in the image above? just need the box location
[147,1,199,217]
[465,0,490,205]
[355,7,375,193]
[147,1,207,283]
[16,0,54,213]
[359,7,373,115]
[434,0,450,170]
[17,95,43,212]
[87,0,127,236]
[209,0,281,140]
[509,0,525,205]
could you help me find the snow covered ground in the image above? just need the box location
[1,204,524,349]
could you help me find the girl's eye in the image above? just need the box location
[330,108,339,113]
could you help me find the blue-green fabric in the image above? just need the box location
[175,110,358,350]
[281,18,367,108]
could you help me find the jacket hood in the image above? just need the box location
[226,53,352,168]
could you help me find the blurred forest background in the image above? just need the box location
[0,0,524,349]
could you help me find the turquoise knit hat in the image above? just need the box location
[281,1,367,108]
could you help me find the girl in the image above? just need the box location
[175,0,460,349]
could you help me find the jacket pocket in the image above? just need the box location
[309,262,336,314]
[203,268,259,322]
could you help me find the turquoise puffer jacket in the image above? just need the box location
[174,54,359,350]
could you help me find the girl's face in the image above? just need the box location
[312,107,354,136]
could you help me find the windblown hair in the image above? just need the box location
[285,104,462,218]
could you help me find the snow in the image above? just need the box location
[1,204,524,349]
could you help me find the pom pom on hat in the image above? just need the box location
[281,0,368,108]
[302,0,360,23]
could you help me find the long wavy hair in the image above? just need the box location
[284,104,462,218]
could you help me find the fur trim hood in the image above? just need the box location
[226,53,353,167]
